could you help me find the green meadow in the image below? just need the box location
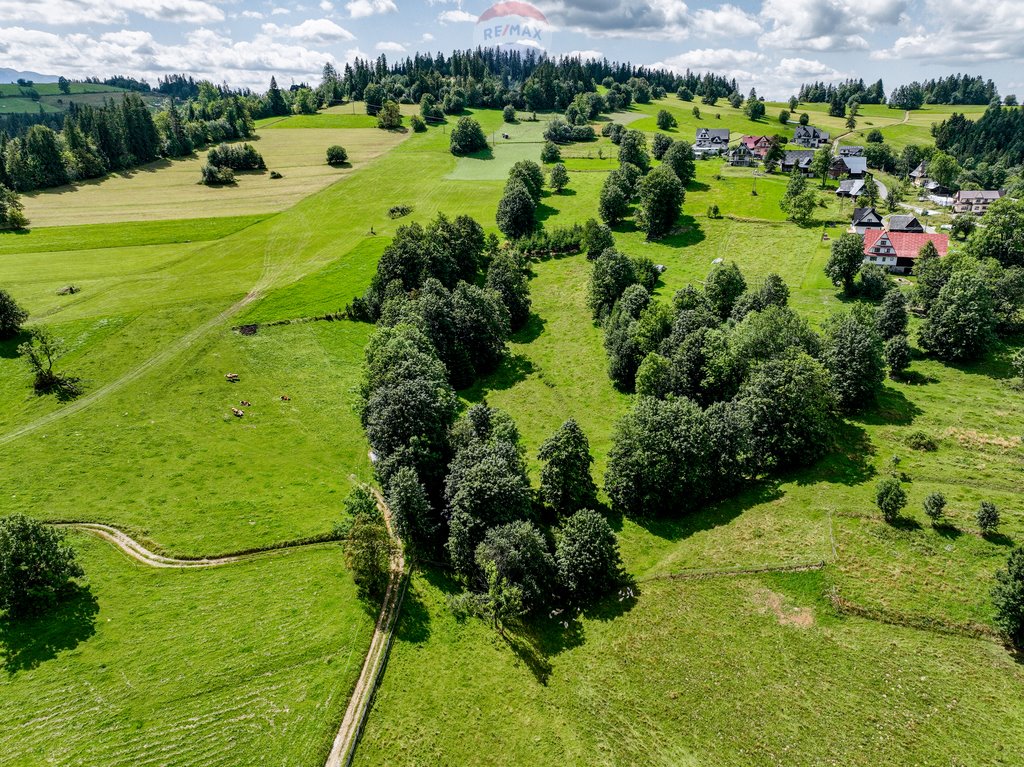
[1,95,1022,764]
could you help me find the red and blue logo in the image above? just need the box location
[473,2,553,52]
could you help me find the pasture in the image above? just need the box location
[1,96,1022,765]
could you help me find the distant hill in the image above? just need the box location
[0,67,59,84]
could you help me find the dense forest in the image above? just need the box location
[798,73,1005,109]
[798,78,887,105]
[934,104,1024,167]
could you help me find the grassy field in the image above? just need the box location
[2,100,1023,765]
[0,534,374,766]
[21,127,406,226]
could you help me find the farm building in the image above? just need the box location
[862,230,949,274]
[952,189,1003,214]
[793,125,830,148]
[887,214,925,233]
[837,179,866,198]
[851,206,883,232]
[829,156,868,178]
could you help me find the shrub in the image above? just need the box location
[326,145,348,165]
[18,327,82,398]
[387,204,412,219]
[549,163,569,193]
[581,218,614,257]
[0,513,84,616]
[1012,348,1024,379]
[923,491,946,523]
[206,142,265,170]
[502,104,517,123]
[200,163,236,185]
[409,114,426,132]
[906,430,937,451]
[707,204,721,218]
[884,334,911,378]
[977,501,1000,535]
[450,116,488,156]
[0,288,28,339]
[540,140,561,163]
[269,170,283,179]
[0,184,29,230]
[377,100,402,130]
[876,476,907,523]
[656,109,677,130]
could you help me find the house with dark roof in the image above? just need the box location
[910,161,928,186]
[793,125,830,148]
[829,156,868,179]
[728,143,757,166]
[851,207,883,233]
[887,214,925,233]
[953,189,1003,215]
[694,128,730,155]
[862,230,949,274]
[780,150,815,175]
[837,179,866,198]
[839,146,864,157]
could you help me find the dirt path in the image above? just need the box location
[830,109,909,153]
[325,486,406,767]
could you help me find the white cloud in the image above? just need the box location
[421,32,435,41]
[375,40,406,52]
[562,49,604,60]
[271,6,290,15]
[262,18,356,42]
[693,4,760,37]
[346,0,397,18]
[0,0,224,25]
[240,9,265,18]
[437,8,476,23]
[873,0,1024,62]
[759,0,909,52]
[319,0,334,9]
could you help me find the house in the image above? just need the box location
[887,214,925,233]
[862,230,949,274]
[739,135,772,157]
[780,150,815,175]
[727,143,757,166]
[838,179,866,198]
[793,124,830,148]
[839,146,864,157]
[910,161,928,186]
[829,156,868,179]
[694,128,730,155]
[851,206,883,233]
[922,179,951,197]
[952,189,1003,215]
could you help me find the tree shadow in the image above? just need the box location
[552,188,578,197]
[855,386,923,426]
[394,577,431,644]
[461,353,536,402]
[897,369,940,386]
[688,181,711,192]
[512,312,546,344]
[0,584,98,675]
[534,202,561,224]
[464,147,495,161]
[982,531,1015,548]
[933,522,963,540]
[630,481,783,542]
[654,216,707,249]
[891,516,922,532]
[0,330,29,359]
[792,421,876,487]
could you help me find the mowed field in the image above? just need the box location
[1,96,1023,764]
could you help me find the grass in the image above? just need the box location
[21,128,406,226]
[2,103,1023,765]
[0,534,375,766]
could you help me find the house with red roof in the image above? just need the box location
[739,135,772,157]
[862,230,949,274]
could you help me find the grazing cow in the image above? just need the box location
[231,408,244,417]
[240,400,251,406]
[225,373,240,382]
[280,395,291,401]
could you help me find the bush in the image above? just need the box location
[377,100,402,130]
[0,513,84,616]
[1011,348,1024,379]
[858,263,892,300]
[269,170,283,179]
[200,163,235,185]
[581,218,614,257]
[409,114,426,132]
[992,546,1024,646]
[450,116,488,156]
[326,145,348,165]
[0,184,29,231]
[502,104,517,123]
[707,204,721,218]
[884,334,911,378]
[977,501,1000,535]
[554,509,622,604]
[540,140,561,163]
[0,288,28,339]
[387,204,412,219]
[923,491,946,523]
[906,430,937,451]
[656,109,677,130]
[876,476,907,523]
[651,132,673,160]
[549,163,569,193]
[206,142,265,170]
[18,327,82,398]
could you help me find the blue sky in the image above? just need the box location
[0,0,1022,98]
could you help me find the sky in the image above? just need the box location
[0,0,1022,99]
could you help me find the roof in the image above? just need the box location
[863,230,949,259]
[794,125,829,140]
[852,205,881,224]
[887,214,923,232]
[840,179,867,196]
[954,189,1003,201]
[696,128,730,141]
[782,149,815,166]
[739,135,769,148]
[910,161,927,177]
[839,156,868,174]
[839,146,864,156]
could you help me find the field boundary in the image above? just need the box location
[642,559,827,582]
[828,588,1002,642]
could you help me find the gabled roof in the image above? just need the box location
[794,125,830,140]
[782,149,815,167]
[739,135,770,148]
[863,230,949,259]
[696,128,730,141]
[852,206,881,224]
[839,146,864,156]
[887,214,924,232]
[910,161,927,178]
[836,156,868,174]
[954,189,1003,202]
[840,179,867,196]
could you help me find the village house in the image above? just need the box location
[851,207,883,233]
[862,230,949,274]
[739,135,772,157]
[829,155,868,179]
[793,125,830,148]
[839,146,864,157]
[952,189,1003,215]
[694,128,730,156]
[780,149,815,175]
[910,161,928,187]
[887,214,925,233]
[837,179,866,198]
[727,143,757,166]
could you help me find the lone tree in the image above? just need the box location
[540,140,561,163]
[636,165,684,240]
[549,162,569,193]
[341,487,392,600]
[450,116,488,156]
[780,171,817,224]
[826,233,865,294]
[923,491,946,524]
[554,509,623,604]
[918,270,995,361]
[656,109,677,131]
[0,288,28,339]
[977,501,1000,535]
[502,104,517,123]
[0,513,84,616]
[496,179,536,239]
[992,546,1024,646]
[325,145,348,165]
[538,419,597,517]
[377,100,403,130]
[876,476,907,523]
[18,328,82,398]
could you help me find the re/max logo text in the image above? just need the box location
[482,24,543,40]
